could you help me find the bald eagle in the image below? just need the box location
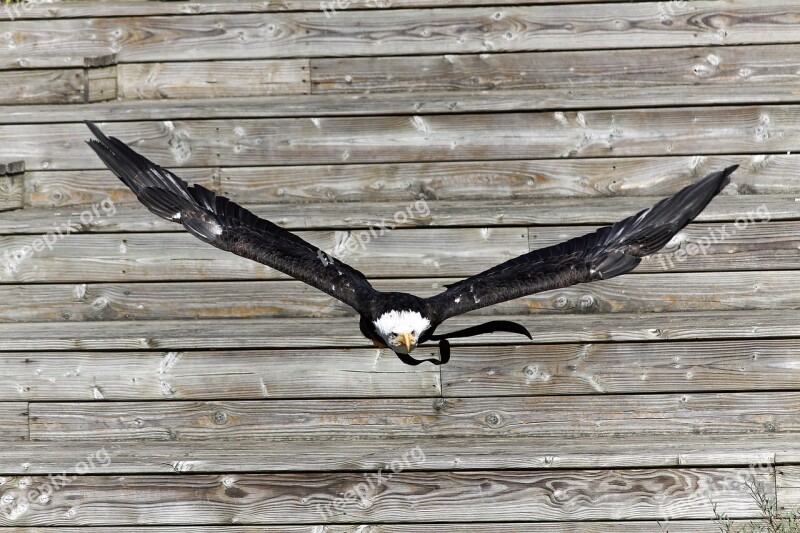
[85,122,737,365]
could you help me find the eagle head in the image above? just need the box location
[373,310,431,354]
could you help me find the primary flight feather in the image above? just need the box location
[85,121,737,365]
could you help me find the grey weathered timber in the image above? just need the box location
[0,348,439,401]
[0,220,791,283]
[26,392,800,440]
[21,154,800,209]
[6,106,800,171]
[1,196,797,236]
[0,468,773,525]
[4,0,655,21]
[311,43,800,94]
[0,524,763,533]
[442,338,800,396]
[118,60,310,100]
[0,69,84,105]
[778,466,800,511]
[0,433,787,473]
[0,402,29,441]
[0,160,23,212]
[0,271,798,324]
[0,228,529,283]
[6,85,800,124]
[4,310,800,351]
[0,2,797,68]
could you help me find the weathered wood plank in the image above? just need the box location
[0,68,84,104]
[27,392,800,440]
[0,402,28,441]
[24,168,215,208]
[0,176,23,213]
[776,465,800,515]
[311,44,800,93]
[0,216,790,284]
[6,107,800,171]
[23,155,800,212]
[442,338,800,397]
[86,65,118,103]
[0,469,772,525]
[21,167,239,207]
[7,85,800,124]
[4,310,800,351]
[0,349,438,401]
[118,60,310,100]
[1,271,799,324]
[0,434,789,474]
[3,0,654,21]
[3,195,799,237]
[0,228,528,283]
[218,155,800,204]
[0,523,762,533]
[1,2,798,68]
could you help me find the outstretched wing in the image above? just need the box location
[85,121,380,316]
[424,165,737,322]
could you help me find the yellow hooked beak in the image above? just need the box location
[399,332,414,352]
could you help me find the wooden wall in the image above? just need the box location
[1,0,800,529]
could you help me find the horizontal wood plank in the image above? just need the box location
[22,155,800,211]
[0,217,790,283]
[311,43,800,94]
[1,270,798,324]
[6,107,800,171]
[0,68,84,105]
[0,468,772,525]
[7,85,800,125]
[0,402,28,441]
[442,338,800,397]
[4,310,800,351]
[0,434,789,474]
[6,0,653,21]
[777,465,800,514]
[118,60,310,100]
[0,349,439,401]
[1,2,798,68]
[2,195,799,238]
[0,523,762,533]
[28,392,800,440]
[0,228,529,283]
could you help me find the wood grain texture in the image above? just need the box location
[0,228,529,283]
[0,270,798,324]
[777,465,800,514]
[118,60,310,100]
[22,154,800,211]
[0,434,789,474]
[311,43,800,94]
[1,2,799,68]
[0,217,790,284]
[0,349,439,401]
[6,107,800,171]
[23,168,215,208]
[0,68,84,104]
[0,469,773,525]
[5,310,800,351]
[7,84,800,124]
[218,155,800,204]
[0,402,28,441]
[5,0,657,21]
[2,195,799,237]
[0,523,764,533]
[28,392,800,440]
[442,338,800,397]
